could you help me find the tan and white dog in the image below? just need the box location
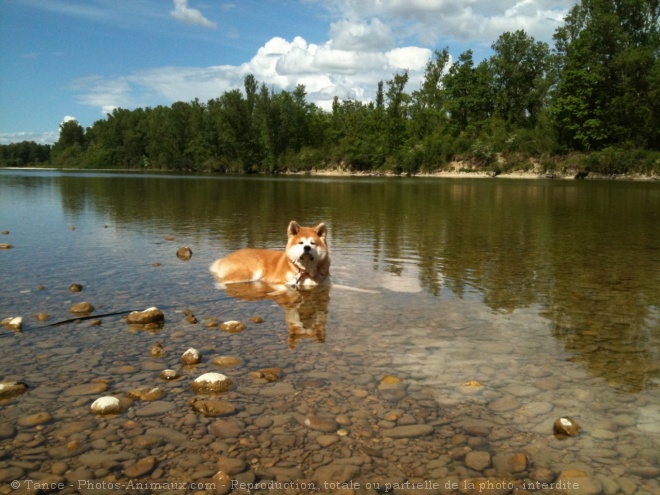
[210,221,330,289]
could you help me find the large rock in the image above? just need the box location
[553,417,581,437]
[90,396,122,415]
[176,247,192,260]
[465,451,492,471]
[69,302,94,314]
[382,424,434,439]
[191,373,233,394]
[181,348,201,365]
[554,470,603,495]
[190,398,236,417]
[1,317,23,330]
[0,381,28,400]
[209,419,245,439]
[126,307,164,325]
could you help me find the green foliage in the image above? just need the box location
[0,141,51,166]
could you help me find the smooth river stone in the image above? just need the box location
[382,424,434,438]
[64,382,109,396]
[135,401,175,416]
[488,397,520,412]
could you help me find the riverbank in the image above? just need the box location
[3,164,658,181]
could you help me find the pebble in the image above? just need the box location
[135,400,175,416]
[0,380,28,400]
[150,343,166,357]
[64,382,109,396]
[211,471,232,495]
[216,456,248,475]
[191,372,233,394]
[69,302,94,314]
[488,397,520,412]
[181,347,201,364]
[1,316,22,330]
[124,456,156,477]
[90,396,122,415]
[176,246,193,260]
[383,425,434,438]
[492,453,527,474]
[212,356,242,367]
[69,283,83,292]
[221,320,247,333]
[145,427,189,446]
[260,382,295,397]
[627,466,660,478]
[555,469,603,495]
[301,415,339,432]
[465,451,491,471]
[159,369,180,380]
[18,411,52,426]
[126,307,165,325]
[190,398,236,417]
[209,419,245,439]
[553,416,581,437]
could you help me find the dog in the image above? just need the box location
[210,221,330,289]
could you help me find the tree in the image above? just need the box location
[385,71,410,155]
[55,120,85,149]
[442,50,495,135]
[551,0,660,150]
[490,30,552,128]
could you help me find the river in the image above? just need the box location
[0,170,658,494]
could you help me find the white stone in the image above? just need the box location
[1,316,22,330]
[181,348,201,364]
[90,396,122,415]
[191,373,233,394]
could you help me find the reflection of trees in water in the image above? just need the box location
[57,175,659,389]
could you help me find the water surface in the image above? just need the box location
[0,170,659,493]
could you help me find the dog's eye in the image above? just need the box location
[310,241,316,245]
[298,241,304,245]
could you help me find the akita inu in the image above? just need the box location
[210,221,330,288]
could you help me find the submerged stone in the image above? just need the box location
[90,396,122,415]
[69,302,94,314]
[220,320,246,333]
[1,316,22,330]
[181,348,201,365]
[191,373,233,394]
[553,417,581,437]
[126,307,164,325]
[190,398,236,417]
[0,381,28,400]
[176,247,193,260]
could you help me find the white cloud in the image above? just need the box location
[311,0,572,46]
[329,18,393,51]
[72,34,432,115]
[170,0,216,29]
[63,115,77,123]
[0,131,59,145]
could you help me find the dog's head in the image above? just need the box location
[286,221,330,277]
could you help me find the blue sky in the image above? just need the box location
[0,0,573,145]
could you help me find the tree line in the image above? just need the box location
[2,0,659,175]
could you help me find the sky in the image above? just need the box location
[0,0,574,145]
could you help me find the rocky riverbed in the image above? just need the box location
[1,286,659,495]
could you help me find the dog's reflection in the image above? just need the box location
[220,283,330,349]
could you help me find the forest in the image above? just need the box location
[2,0,659,176]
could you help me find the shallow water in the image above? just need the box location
[0,170,659,494]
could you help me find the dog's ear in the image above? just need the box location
[287,221,301,237]
[314,223,327,239]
